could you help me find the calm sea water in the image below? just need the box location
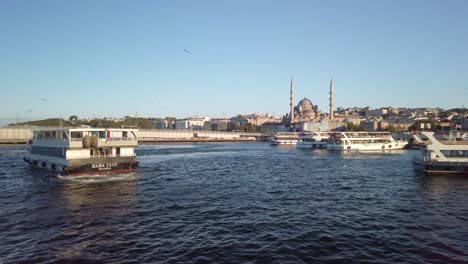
[0,143,467,263]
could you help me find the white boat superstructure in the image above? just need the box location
[327,132,407,151]
[24,128,139,176]
[413,131,468,175]
[296,132,330,149]
[271,132,298,145]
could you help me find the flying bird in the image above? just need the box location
[41,96,47,102]
[184,49,192,55]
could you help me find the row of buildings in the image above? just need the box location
[154,78,468,132]
[159,107,467,133]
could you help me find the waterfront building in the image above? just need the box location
[175,117,210,130]
[261,122,289,133]
[153,119,175,129]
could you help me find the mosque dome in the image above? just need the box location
[298,98,313,110]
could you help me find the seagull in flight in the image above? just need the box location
[41,96,47,102]
[184,49,192,55]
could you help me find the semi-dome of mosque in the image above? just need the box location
[302,108,315,119]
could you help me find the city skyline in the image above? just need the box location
[1,0,467,125]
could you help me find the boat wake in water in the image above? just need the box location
[57,172,141,183]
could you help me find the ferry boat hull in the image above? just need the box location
[296,142,327,149]
[413,159,468,175]
[271,141,297,146]
[25,156,139,176]
[327,142,406,151]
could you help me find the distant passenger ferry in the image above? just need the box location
[23,128,139,176]
[271,132,298,145]
[327,132,407,151]
[296,132,330,149]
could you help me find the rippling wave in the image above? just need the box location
[0,143,467,263]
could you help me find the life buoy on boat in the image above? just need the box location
[90,135,99,148]
[82,135,91,148]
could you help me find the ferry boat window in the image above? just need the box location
[71,131,82,139]
[99,131,106,139]
[123,131,128,138]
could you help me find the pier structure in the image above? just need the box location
[0,128,260,144]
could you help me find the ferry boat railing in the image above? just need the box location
[106,137,137,141]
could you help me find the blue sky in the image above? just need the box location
[1,0,467,124]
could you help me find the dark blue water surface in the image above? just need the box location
[1,143,467,263]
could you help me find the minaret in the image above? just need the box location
[329,77,334,121]
[290,77,294,125]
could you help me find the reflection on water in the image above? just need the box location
[419,172,468,200]
[54,175,138,261]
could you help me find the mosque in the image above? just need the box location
[283,77,343,132]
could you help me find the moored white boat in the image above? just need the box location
[327,132,407,151]
[23,128,139,176]
[413,131,468,175]
[296,132,330,149]
[271,132,298,145]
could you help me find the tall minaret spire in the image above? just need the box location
[290,76,295,125]
[329,76,334,121]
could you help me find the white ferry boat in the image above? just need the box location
[327,132,407,151]
[296,132,330,149]
[413,131,468,175]
[23,128,139,176]
[271,132,298,145]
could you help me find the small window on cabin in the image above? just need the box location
[71,131,82,138]
[122,131,128,138]
[99,131,105,138]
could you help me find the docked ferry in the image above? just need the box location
[271,132,298,145]
[296,132,330,149]
[327,132,407,151]
[413,131,468,175]
[23,128,139,176]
